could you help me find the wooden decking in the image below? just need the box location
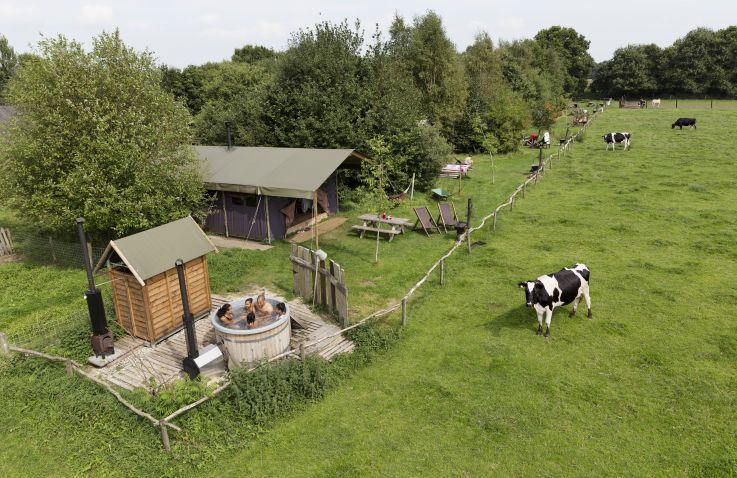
[87,292,354,391]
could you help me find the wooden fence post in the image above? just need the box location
[492,211,497,231]
[159,421,171,452]
[401,298,407,326]
[0,333,9,356]
[66,360,74,377]
[48,236,57,263]
[522,182,526,198]
[440,259,444,286]
[300,343,306,361]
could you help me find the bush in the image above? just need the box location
[486,87,531,153]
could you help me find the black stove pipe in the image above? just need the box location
[175,259,199,360]
[225,121,232,150]
[76,218,113,354]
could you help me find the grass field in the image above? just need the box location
[2,106,736,476]
[210,107,737,476]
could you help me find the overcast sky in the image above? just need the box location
[1,0,734,67]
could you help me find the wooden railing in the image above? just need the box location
[290,244,348,326]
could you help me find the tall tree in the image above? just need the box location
[591,44,662,97]
[534,26,593,94]
[232,44,277,64]
[399,11,468,127]
[259,20,369,148]
[0,31,204,238]
[193,61,271,146]
[0,35,18,99]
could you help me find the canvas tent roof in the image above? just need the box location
[196,146,367,199]
[94,216,217,286]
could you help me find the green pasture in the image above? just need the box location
[1,106,736,476]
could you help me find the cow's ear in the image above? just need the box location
[517,282,526,288]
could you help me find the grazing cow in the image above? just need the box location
[672,118,696,129]
[518,264,592,338]
[603,132,631,150]
[651,98,661,108]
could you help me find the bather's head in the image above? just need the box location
[256,293,266,308]
[244,297,253,308]
[275,302,286,316]
[246,312,256,326]
[216,303,232,319]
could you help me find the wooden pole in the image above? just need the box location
[375,220,380,263]
[265,195,271,244]
[49,236,57,263]
[440,259,444,285]
[222,193,229,237]
[492,211,497,231]
[522,181,526,198]
[66,360,74,377]
[159,421,171,452]
[0,333,9,356]
[401,298,407,326]
[300,342,306,361]
[676,98,678,108]
[313,192,319,250]
[410,173,415,202]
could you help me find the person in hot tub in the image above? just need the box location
[236,297,254,322]
[216,303,235,325]
[273,302,287,319]
[254,293,273,319]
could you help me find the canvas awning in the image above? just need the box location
[93,216,217,286]
[196,146,367,199]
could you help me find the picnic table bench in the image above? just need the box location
[352,214,412,242]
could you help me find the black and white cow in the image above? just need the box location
[672,118,696,129]
[603,132,631,151]
[518,264,592,338]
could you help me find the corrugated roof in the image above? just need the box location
[196,146,365,199]
[94,216,217,286]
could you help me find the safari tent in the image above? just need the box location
[94,216,218,344]
[197,146,368,242]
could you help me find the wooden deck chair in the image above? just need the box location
[436,202,459,233]
[413,206,441,237]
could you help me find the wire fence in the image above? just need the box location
[0,228,106,268]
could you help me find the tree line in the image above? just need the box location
[591,26,737,98]
[0,14,591,238]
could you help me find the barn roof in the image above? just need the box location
[196,146,367,199]
[94,216,217,286]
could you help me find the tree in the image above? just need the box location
[591,44,662,97]
[534,26,594,95]
[259,20,369,148]
[232,44,277,64]
[193,61,271,145]
[395,11,467,127]
[0,35,18,99]
[0,31,205,238]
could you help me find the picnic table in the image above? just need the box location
[351,214,413,242]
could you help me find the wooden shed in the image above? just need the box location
[94,217,218,344]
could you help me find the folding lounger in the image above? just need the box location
[413,206,441,237]
[436,202,459,233]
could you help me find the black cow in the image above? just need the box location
[603,132,631,151]
[518,264,592,338]
[672,118,696,129]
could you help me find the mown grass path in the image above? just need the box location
[213,108,737,476]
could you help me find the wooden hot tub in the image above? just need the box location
[211,297,291,367]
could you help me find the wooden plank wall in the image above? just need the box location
[290,244,348,326]
[109,257,213,343]
[0,228,13,256]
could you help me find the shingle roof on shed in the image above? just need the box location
[94,216,217,286]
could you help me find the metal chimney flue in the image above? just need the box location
[75,217,114,358]
[225,121,233,150]
[175,259,200,378]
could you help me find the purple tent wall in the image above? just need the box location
[267,196,290,240]
[204,192,226,235]
[323,172,338,213]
